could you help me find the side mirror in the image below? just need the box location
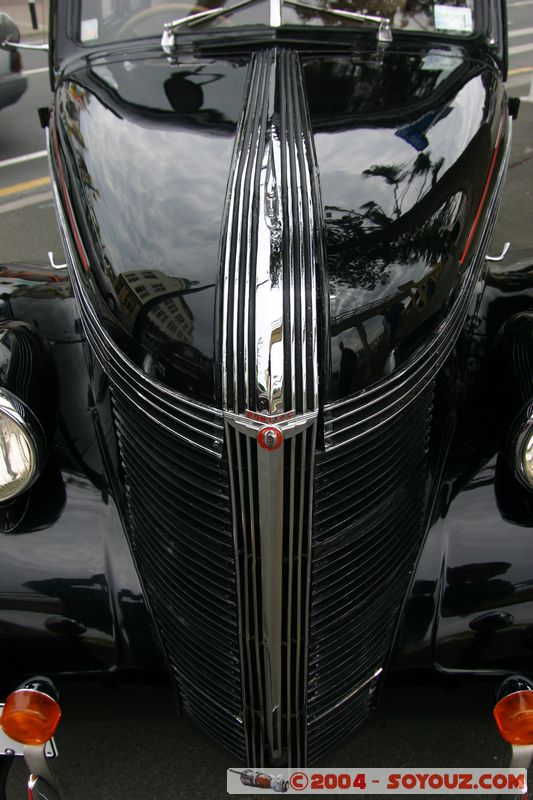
[0,12,21,46]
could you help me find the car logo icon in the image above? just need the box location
[257,426,283,451]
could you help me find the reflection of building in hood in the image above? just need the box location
[115,269,196,343]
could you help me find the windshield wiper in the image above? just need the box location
[161,0,391,54]
[162,0,261,52]
[283,0,392,41]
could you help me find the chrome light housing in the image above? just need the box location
[516,420,533,489]
[512,408,533,491]
[522,428,533,487]
[0,388,46,503]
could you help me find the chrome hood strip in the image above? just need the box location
[220,48,326,765]
[220,48,325,417]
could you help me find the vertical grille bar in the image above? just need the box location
[220,50,273,413]
[226,416,317,765]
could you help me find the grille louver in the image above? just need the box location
[308,387,433,761]
[113,388,247,760]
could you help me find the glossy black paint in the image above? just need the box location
[392,261,533,676]
[1,0,531,757]
[305,47,505,400]
[0,265,161,678]
[53,39,507,408]
[54,53,247,404]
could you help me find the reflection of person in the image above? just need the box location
[384,302,402,348]
[338,340,358,397]
[164,73,204,112]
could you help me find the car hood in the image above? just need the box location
[54,40,505,405]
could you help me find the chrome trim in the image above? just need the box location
[0,388,46,502]
[221,49,323,417]
[378,19,392,42]
[255,122,285,416]
[1,40,49,52]
[486,240,511,262]
[220,48,326,763]
[270,0,282,26]
[23,746,63,800]
[308,667,383,724]
[47,251,67,270]
[513,411,533,489]
[510,744,533,769]
[226,410,317,763]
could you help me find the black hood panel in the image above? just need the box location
[55,42,505,406]
[303,48,503,400]
[56,55,248,403]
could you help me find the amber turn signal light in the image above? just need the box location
[494,690,533,745]
[1,688,61,745]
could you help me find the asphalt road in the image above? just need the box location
[0,679,514,800]
[1,4,533,800]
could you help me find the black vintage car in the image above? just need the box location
[0,0,533,789]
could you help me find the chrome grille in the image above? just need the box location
[112,389,246,759]
[63,253,247,759]
[226,416,317,765]
[70,271,222,455]
[308,388,433,761]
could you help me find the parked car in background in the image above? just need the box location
[0,13,26,110]
[1,1,533,794]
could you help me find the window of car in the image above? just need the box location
[77,0,477,44]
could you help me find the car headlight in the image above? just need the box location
[0,389,45,502]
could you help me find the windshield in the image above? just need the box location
[78,0,476,44]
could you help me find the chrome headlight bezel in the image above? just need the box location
[0,388,46,503]
[513,411,533,491]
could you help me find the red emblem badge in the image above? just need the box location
[258,426,283,451]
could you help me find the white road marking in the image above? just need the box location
[0,151,47,170]
[509,42,533,55]
[0,191,53,216]
[509,26,533,37]
[22,66,48,76]
[509,0,533,6]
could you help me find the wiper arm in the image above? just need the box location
[161,0,392,53]
[162,0,260,52]
[283,0,392,41]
